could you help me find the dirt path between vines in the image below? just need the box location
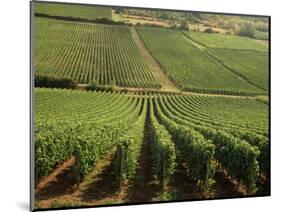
[77,83,263,99]
[130,27,180,92]
[126,110,160,203]
[35,157,75,197]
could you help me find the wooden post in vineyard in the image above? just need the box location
[160,150,165,191]
[74,149,81,189]
[118,145,124,191]
[204,155,210,191]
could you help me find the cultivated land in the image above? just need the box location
[137,27,265,95]
[35,18,159,88]
[130,27,179,92]
[206,49,269,91]
[35,2,112,20]
[35,88,269,208]
[186,31,268,52]
[33,2,270,210]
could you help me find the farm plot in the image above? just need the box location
[35,88,145,182]
[35,89,268,197]
[35,18,159,88]
[185,31,268,52]
[35,2,112,20]
[207,49,269,91]
[153,94,269,193]
[137,27,265,95]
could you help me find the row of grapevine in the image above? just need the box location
[35,18,160,88]
[149,98,176,189]
[153,97,216,189]
[156,94,269,176]
[114,97,147,186]
[155,95,261,193]
[165,95,268,135]
[35,88,143,181]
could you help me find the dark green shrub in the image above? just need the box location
[239,23,255,38]
[34,74,76,89]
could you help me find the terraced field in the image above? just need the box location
[137,27,265,95]
[35,18,159,88]
[35,2,112,20]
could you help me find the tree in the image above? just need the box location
[239,23,255,38]
[178,20,189,31]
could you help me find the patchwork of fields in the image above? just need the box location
[137,27,266,95]
[33,2,269,209]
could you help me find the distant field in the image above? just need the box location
[137,27,265,95]
[186,31,268,52]
[255,30,269,40]
[35,2,112,20]
[35,18,159,88]
[207,49,269,91]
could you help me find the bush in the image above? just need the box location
[85,81,114,92]
[34,74,76,89]
[169,24,178,30]
[204,28,214,33]
[178,21,189,31]
[238,23,255,38]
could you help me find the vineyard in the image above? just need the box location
[185,31,268,52]
[35,88,269,208]
[33,2,269,210]
[35,18,160,88]
[137,27,266,95]
[35,2,112,20]
[206,49,269,91]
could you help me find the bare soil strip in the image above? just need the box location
[35,157,76,201]
[126,108,160,203]
[77,83,260,99]
[130,27,180,92]
[35,157,74,195]
[168,158,244,201]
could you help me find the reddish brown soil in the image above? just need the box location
[35,157,76,200]
[79,153,119,202]
[126,117,160,203]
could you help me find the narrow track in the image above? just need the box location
[130,27,179,92]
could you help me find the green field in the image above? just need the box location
[255,30,269,40]
[35,88,145,179]
[186,31,268,52]
[207,49,269,91]
[137,27,265,95]
[35,88,268,198]
[35,2,112,20]
[35,18,159,88]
